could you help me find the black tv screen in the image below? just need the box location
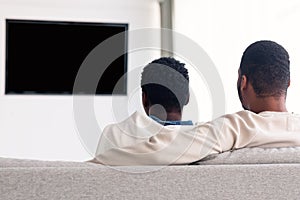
[5,19,128,95]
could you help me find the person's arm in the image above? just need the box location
[93,112,257,166]
[94,122,225,166]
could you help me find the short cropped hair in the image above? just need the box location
[141,57,189,112]
[240,40,290,97]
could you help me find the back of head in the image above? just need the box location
[240,40,290,97]
[141,57,189,113]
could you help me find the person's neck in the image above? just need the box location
[148,107,182,121]
[249,96,288,114]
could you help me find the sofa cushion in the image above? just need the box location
[194,147,300,165]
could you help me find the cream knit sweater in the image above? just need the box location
[94,110,300,165]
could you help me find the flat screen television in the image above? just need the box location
[5,19,128,95]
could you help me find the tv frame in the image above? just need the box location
[5,19,128,96]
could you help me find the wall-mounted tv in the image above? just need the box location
[5,19,128,95]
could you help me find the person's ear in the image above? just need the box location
[288,80,291,87]
[142,91,149,108]
[142,91,150,115]
[184,92,190,105]
[240,75,248,90]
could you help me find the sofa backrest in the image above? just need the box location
[1,147,300,199]
[194,147,300,165]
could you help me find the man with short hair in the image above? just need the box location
[141,57,192,125]
[93,57,192,156]
[94,40,300,166]
[237,40,290,113]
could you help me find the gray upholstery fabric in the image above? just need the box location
[196,147,300,165]
[1,147,300,199]
[1,163,300,199]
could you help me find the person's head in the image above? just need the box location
[141,57,189,118]
[237,40,290,112]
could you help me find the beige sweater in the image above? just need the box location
[94,110,300,165]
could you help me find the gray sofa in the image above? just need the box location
[1,147,300,200]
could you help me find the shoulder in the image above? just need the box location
[192,110,259,135]
[102,111,145,131]
[213,110,262,124]
[205,110,253,125]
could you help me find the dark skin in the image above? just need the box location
[142,92,189,121]
[237,69,289,113]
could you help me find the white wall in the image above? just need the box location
[0,0,160,161]
[174,0,300,119]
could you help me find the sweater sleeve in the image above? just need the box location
[94,122,224,166]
